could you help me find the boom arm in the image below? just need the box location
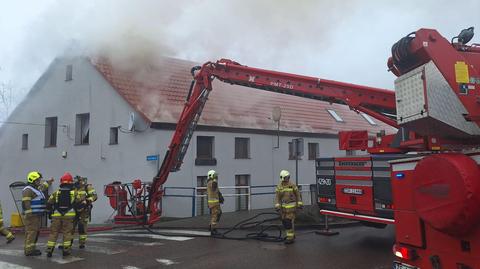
[147,59,397,224]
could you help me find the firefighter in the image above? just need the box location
[22,171,53,256]
[73,176,97,249]
[45,172,85,257]
[206,170,223,235]
[274,170,303,244]
[0,200,15,243]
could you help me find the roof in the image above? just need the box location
[92,57,396,135]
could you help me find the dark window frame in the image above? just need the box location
[235,174,250,211]
[308,142,319,160]
[75,113,90,145]
[44,117,57,147]
[22,133,28,150]
[66,64,73,81]
[195,136,216,165]
[234,137,250,159]
[109,127,118,145]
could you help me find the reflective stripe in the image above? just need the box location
[22,197,32,201]
[47,241,56,247]
[208,199,219,204]
[22,186,46,214]
[52,211,76,217]
[79,235,87,240]
[24,209,33,214]
[282,203,297,209]
[276,187,294,192]
[87,190,96,194]
[63,241,72,247]
[297,202,304,205]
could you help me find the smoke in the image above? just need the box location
[2,0,480,122]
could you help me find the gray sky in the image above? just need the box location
[1,0,479,119]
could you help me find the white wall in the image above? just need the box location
[0,57,345,224]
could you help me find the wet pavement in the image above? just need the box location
[0,224,395,269]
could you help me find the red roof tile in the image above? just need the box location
[92,57,396,135]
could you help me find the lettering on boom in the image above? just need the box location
[270,81,294,90]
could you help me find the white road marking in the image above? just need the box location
[90,233,193,241]
[0,261,32,269]
[82,245,126,255]
[116,229,210,236]
[122,266,142,269]
[0,249,84,264]
[156,259,178,266]
[88,237,164,246]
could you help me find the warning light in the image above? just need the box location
[395,173,405,179]
[393,244,417,260]
[318,197,331,203]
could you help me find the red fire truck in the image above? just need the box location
[105,26,480,268]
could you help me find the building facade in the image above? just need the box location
[0,56,395,224]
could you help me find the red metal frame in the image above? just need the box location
[146,60,404,225]
[388,28,480,269]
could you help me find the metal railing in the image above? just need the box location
[163,184,313,217]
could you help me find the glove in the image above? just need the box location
[219,192,224,204]
[297,203,304,210]
[47,178,54,185]
[274,203,281,211]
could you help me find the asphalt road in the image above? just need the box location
[0,225,395,269]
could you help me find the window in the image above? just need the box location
[195,136,216,165]
[22,134,28,150]
[75,113,90,145]
[44,117,57,147]
[235,175,250,211]
[360,113,377,125]
[196,176,208,216]
[235,137,250,159]
[66,64,73,81]
[109,127,118,145]
[288,140,303,160]
[308,142,319,160]
[327,109,344,122]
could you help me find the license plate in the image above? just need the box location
[393,261,417,269]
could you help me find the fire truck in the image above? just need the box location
[105,26,479,268]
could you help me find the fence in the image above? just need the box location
[163,184,314,217]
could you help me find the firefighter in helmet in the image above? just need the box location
[206,170,223,235]
[73,175,97,249]
[0,200,15,243]
[274,170,303,244]
[45,172,85,257]
[22,171,53,256]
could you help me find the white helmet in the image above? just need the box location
[280,170,290,181]
[207,170,218,180]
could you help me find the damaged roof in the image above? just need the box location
[92,57,396,135]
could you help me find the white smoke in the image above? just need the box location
[1,0,480,120]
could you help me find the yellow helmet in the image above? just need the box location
[207,170,218,180]
[27,171,42,184]
[280,170,290,181]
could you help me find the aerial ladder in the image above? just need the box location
[146,57,433,225]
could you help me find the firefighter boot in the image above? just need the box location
[62,248,71,257]
[25,249,42,256]
[210,225,219,236]
[46,248,54,258]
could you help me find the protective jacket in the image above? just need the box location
[207,179,221,208]
[47,185,81,218]
[274,181,303,212]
